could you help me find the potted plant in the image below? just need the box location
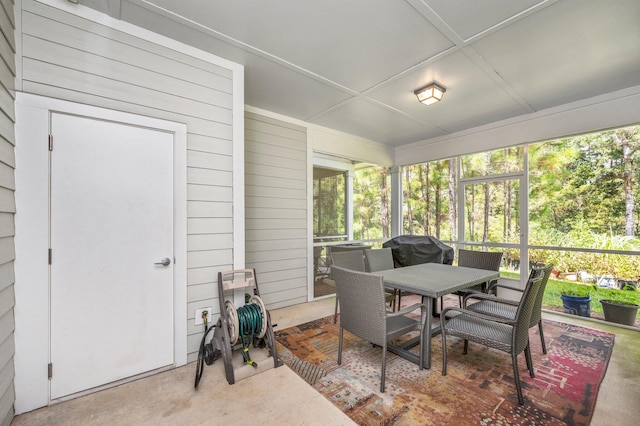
[561,285,592,317]
[616,279,637,291]
[599,288,639,326]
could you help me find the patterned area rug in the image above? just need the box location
[275,316,614,425]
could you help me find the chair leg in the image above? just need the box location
[538,321,547,354]
[419,322,425,370]
[524,345,535,378]
[463,339,469,354]
[397,291,402,309]
[525,344,535,378]
[380,345,387,392]
[512,352,524,405]
[389,289,397,312]
[441,330,448,375]
[338,327,343,365]
[334,296,339,324]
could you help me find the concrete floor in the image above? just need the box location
[11,296,640,426]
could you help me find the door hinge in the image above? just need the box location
[48,363,53,379]
[48,248,52,264]
[48,134,53,151]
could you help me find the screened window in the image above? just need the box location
[528,126,640,278]
[461,146,524,178]
[313,167,346,240]
[353,165,391,240]
[401,124,640,282]
[463,179,520,245]
[402,159,457,241]
[529,127,640,239]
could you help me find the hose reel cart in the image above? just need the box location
[211,268,282,384]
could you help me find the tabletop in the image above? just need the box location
[379,262,500,299]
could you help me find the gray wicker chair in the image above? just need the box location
[364,248,398,311]
[364,248,395,272]
[453,249,503,305]
[330,250,366,323]
[331,265,427,392]
[464,264,554,353]
[366,248,420,311]
[440,269,544,405]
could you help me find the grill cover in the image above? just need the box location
[382,235,454,267]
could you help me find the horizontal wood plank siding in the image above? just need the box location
[19,0,237,363]
[245,112,308,309]
[0,0,14,423]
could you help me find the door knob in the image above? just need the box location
[154,257,171,266]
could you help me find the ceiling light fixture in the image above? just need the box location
[414,82,446,106]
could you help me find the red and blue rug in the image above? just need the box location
[275,316,614,425]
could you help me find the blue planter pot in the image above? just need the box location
[561,294,591,317]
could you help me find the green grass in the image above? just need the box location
[499,271,640,317]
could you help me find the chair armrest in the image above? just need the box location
[440,306,517,326]
[388,303,425,318]
[462,292,518,308]
[388,303,427,329]
[487,282,524,294]
[460,289,485,298]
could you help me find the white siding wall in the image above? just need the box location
[245,112,308,309]
[0,0,15,423]
[17,0,241,367]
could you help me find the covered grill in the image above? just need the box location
[382,235,454,268]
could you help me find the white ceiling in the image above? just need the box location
[84,0,640,148]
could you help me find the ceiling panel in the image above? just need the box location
[425,0,546,40]
[84,0,640,150]
[120,0,354,119]
[310,99,444,147]
[142,0,454,92]
[367,51,529,134]
[243,58,355,120]
[471,0,640,111]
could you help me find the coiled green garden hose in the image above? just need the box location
[237,302,264,367]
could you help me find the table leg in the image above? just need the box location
[388,296,442,369]
[425,296,432,369]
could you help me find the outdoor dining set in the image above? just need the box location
[328,236,552,405]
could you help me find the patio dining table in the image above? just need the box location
[379,262,500,369]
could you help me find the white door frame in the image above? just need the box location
[13,93,187,413]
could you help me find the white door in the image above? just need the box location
[49,113,175,399]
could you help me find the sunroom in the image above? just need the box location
[3,0,640,425]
